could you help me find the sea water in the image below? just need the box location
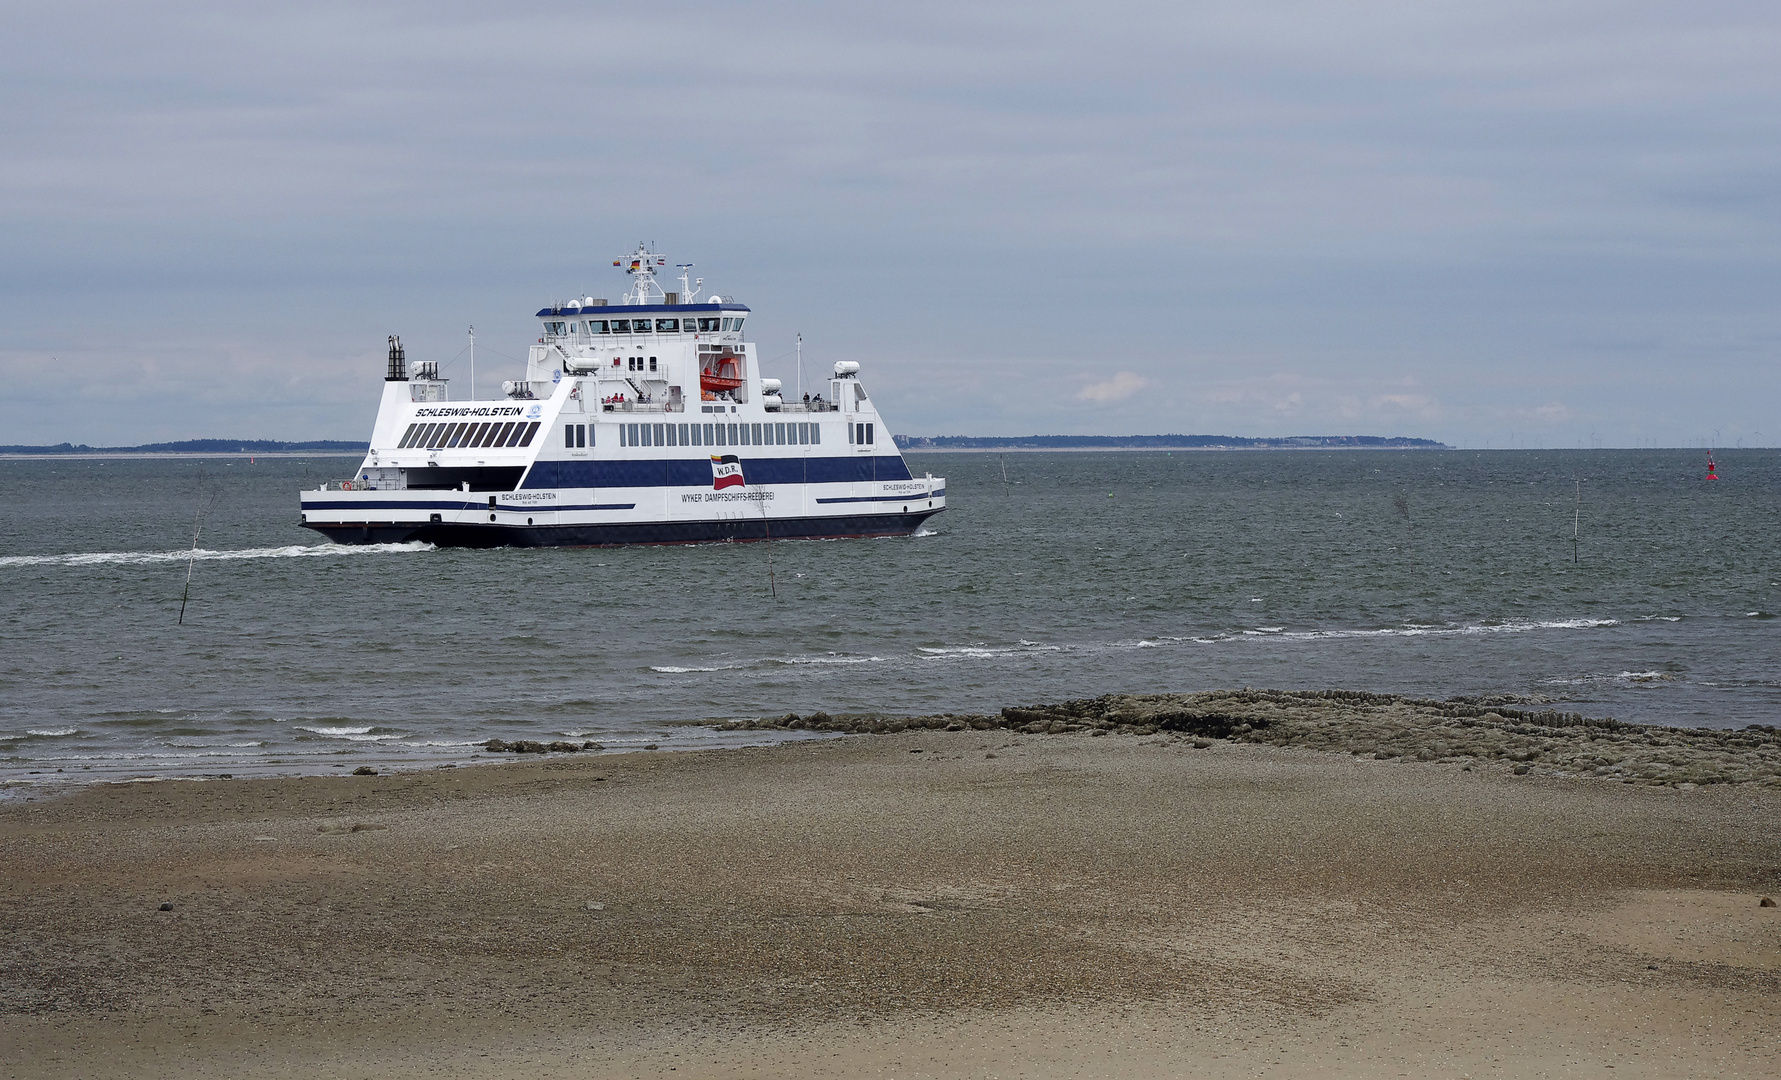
[1,449,1775,786]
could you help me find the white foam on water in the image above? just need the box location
[917,645,1016,660]
[293,725,402,742]
[774,654,885,666]
[1091,617,1625,655]
[1547,669,1679,687]
[26,728,79,737]
[649,664,734,673]
[0,542,433,569]
[1635,615,1683,622]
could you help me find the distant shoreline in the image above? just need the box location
[898,434,1447,450]
[0,451,363,461]
[0,440,367,457]
[901,444,1445,453]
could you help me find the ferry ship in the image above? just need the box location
[298,246,946,546]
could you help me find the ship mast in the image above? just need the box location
[616,242,669,305]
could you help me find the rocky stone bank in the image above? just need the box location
[711,689,1781,788]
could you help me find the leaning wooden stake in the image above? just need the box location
[177,484,218,625]
[1572,478,1581,565]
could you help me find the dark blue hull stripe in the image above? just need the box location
[520,454,914,489]
[302,509,943,548]
[816,490,947,504]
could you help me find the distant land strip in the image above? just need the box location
[0,439,369,455]
[895,434,1447,450]
[2,435,1447,455]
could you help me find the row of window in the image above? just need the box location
[396,417,852,453]
[618,421,824,448]
[542,317,744,337]
[397,419,542,450]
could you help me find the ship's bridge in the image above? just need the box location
[536,302,751,342]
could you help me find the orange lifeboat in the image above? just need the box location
[700,352,744,393]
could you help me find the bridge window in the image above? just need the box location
[516,421,541,446]
[657,318,678,331]
[610,319,631,333]
[697,317,719,331]
[586,320,607,334]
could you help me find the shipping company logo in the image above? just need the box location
[526,404,543,419]
[710,455,745,490]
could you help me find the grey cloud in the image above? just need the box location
[1,1,1777,447]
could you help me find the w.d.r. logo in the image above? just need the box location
[710,455,745,490]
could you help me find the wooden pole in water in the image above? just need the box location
[177,486,216,625]
[1572,478,1580,565]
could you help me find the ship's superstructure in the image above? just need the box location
[298,246,945,546]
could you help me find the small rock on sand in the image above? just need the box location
[158,903,172,911]
[352,766,377,776]
[1193,740,1212,749]
[1761,896,1776,907]
[585,901,605,910]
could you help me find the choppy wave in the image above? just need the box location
[1237,617,1621,643]
[0,542,432,569]
[293,725,403,742]
[1548,670,1680,687]
[26,728,80,737]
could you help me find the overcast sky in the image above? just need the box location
[3,1,1777,447]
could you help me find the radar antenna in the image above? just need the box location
[677,263,704,302]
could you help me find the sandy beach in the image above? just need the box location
[5,720,1779,1078]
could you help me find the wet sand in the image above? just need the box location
[4,724,1779,1078]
